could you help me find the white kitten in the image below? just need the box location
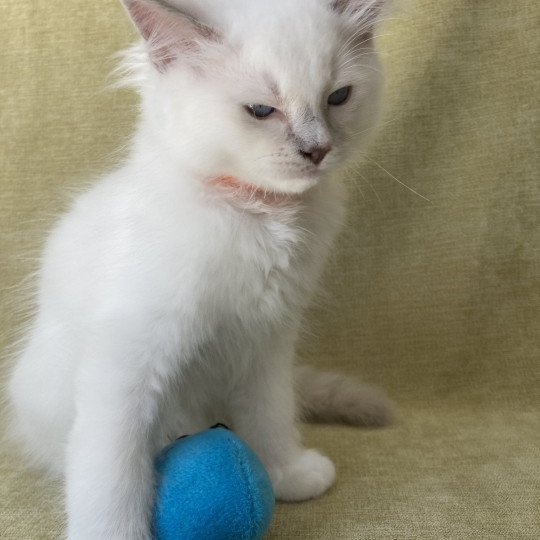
[7,0,391,538]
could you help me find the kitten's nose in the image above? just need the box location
[299,144,332,166]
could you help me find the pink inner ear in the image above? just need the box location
[123,0,220,71]
[124,0,177,42]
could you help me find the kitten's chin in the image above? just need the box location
[258,171,325,196]
[206,173,322,207]
[266,177,319,196]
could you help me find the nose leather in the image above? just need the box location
[299,144,332,166]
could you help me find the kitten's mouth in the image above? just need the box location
[206,175,306,206]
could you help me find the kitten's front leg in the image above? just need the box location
[65,339,172,540]
[231,335,335,502]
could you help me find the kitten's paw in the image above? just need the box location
[269,449,336,502]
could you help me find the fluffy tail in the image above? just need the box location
[295,365,394,427]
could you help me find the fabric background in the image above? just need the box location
[1,0,538,538]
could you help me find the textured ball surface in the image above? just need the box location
[153,426,275,540]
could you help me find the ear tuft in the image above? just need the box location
[121,0,220,71]
[331,0,386,26]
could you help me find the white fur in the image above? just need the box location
[7,0,386,537]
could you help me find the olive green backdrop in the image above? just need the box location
[1,1,538,538]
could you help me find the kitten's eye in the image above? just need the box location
[246,104,276,119]
[328,86,352,106]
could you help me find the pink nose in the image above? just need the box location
[299,144,332,166]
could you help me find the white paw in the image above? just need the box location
[269,449,336,502]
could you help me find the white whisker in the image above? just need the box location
[362,155,432,202]
[339,62,383,76]
[348,164,386,215]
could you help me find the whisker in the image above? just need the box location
[348,32,391,51]
[340,32,391,59]
[358,171,385,210]
[362,155,431,202]
[345,117,399,138]
[339,51,382,69]
[350,171,368,204]
[339,62,383,76]
[339,6,400,54]
[348,164,386,216]
[337,24,376,56]
[254,152,281,162]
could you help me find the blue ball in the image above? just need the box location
[153,426,275,540]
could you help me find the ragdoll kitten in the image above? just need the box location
[8,0,392,538]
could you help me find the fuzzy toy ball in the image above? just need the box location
[153,425,275,540]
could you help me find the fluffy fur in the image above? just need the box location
[7,0,391,538]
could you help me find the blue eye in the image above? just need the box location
[246,104,276,119]
[328,86,351,106]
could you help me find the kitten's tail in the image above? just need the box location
[295,365,394,427]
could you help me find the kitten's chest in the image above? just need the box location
[211,213,314,322]
[158,184,344,330]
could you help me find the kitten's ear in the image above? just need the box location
[121,0,220,71]
[331,0,386,33]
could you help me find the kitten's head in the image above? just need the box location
[121,0,386,195]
